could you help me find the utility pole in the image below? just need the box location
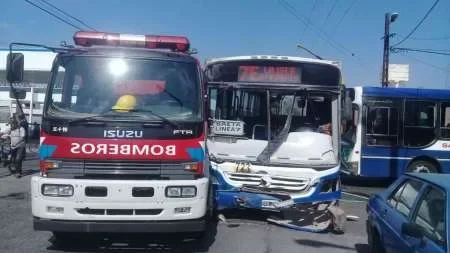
[381,12,399,87]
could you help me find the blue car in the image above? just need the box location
[366,173,448,253]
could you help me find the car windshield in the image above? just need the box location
[47,56,201,122]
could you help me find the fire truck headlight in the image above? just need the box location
[166,187,181,197]
[181,186,197,197]
[166,186,197,198]
[42,184,74,197]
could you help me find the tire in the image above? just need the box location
[51,232,77,249]
[192,182,217,251]
[368,228,385,253]
[406,160,438,173]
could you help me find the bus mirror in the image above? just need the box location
[346,89,355,102]
[9,89,26,99]
[343,97,352,121]
[6,53,24,83]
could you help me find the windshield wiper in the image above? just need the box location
[67,109,140,124]
[129,109,180,128]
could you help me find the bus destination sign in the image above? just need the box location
[238,65,300,83]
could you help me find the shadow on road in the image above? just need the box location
[341,175,394,188]
[294,239,355,251]
[0,191,26,200]
[354,243,370,253]
[46,221,218,253]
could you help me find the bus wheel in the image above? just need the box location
[407,160,438,173]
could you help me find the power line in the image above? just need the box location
[392,0,440,47]
[323,0,339,26]
[400,53,449,73]
[277,0,357,58]
[410,35,450,41]
[392,47,450,56]
[330,0,358,36]
[301,0,317,39]
[38,0,97,31]
[24,0,83,30]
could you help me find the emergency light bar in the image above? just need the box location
[73,31,190,52]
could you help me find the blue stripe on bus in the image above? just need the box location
[360,146,450,177]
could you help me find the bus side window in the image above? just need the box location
[440,103,450,139]
[366,106,399,146]
[404,100,436,147]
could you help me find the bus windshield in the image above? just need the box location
[209,88,333,139]
[47,56,201,122]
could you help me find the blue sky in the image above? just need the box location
[1,0,450,88]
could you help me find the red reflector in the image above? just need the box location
[73,31,190,52]
[145,35,190,52]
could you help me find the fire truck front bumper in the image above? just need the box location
[31,176,209,233]
[33,216,206,233]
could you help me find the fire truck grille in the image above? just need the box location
[76,208,163,216]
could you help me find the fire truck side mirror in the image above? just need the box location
[9,89,26,99]
[6,53,24,83]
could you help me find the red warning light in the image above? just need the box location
[73,31,190,52]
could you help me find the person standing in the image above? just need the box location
[0,119,26,178]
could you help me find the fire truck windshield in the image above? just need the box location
[46,56,201,122]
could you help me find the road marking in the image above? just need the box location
[340,199,367,203]
[342,191,369,200]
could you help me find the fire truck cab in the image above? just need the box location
[6,32,213,242]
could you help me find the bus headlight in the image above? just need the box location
[42,184,74,197]
[166,186,197,198]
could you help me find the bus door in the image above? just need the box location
[361,98,405,178]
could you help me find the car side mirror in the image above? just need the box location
[402,222,423,238]
[6,53,24,83]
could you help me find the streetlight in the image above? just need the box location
[381,12,399,87]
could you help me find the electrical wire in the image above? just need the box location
[38,0,97,31]
[277,0,355,57]
[409,35,450,41]
[393,47,450,56]
[24,0,83,30]
[400,53,449,73]
[323,0,339,26]
[330,0,358,36]
[391,0,441,47]
[301,0,317,39]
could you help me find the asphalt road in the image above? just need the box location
[0,158,384,253]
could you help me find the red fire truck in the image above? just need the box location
[5,31,213,243]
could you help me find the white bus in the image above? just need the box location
[205,55,349,232]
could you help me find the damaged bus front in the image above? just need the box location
[204,56,348,232]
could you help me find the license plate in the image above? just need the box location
[261,200,279,208]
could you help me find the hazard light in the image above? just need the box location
[73,31,190,52]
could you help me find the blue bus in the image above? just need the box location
[342,86,450,178]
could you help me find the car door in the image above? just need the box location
[380,178,424,253]
[407,184,447,253]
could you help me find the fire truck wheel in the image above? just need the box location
[192,182,217,251]
[51,232,79,248]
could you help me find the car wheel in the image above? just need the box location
[407,160,438,173]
